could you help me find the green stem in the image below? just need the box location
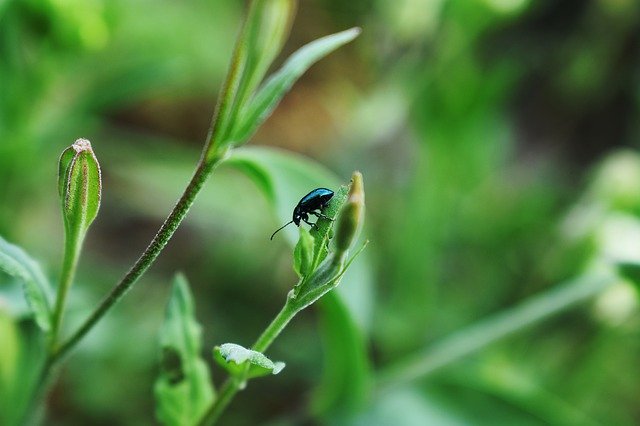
[198,377,242,426]
[50,156,224,365]
[253,296,300,352]
[375,270,619,392]
[49,229,82,351]
[198,297,301,425]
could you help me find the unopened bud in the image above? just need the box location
[334,171,365,255]
[58,138,101,237]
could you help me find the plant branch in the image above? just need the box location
[375,269,619,392]
[48,230,82,351]
[50,156,224,364]
[198,297,300,425]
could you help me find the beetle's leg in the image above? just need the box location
[303,217,316,228]
[311,210,333,221]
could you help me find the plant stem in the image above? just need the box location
[48,230,82,351]
[50,156,223,365]
[253,296,299,352]
[375,269,619,392]
[198,297,301,425]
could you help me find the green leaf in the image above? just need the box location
[352,386,470,426]
[230,27,361,144]
[225,146,374,330]
[154,274,214,426]
[0,316,46,426]
[226,147,341,244]
[312,293,370,417]
[213,343,285,379]
[210,0,295,154]
[293,227,314,278]
[228,0,296,124]
[0,236,52,331]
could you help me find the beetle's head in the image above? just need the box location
[293,211,302,226]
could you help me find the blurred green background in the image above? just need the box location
[2,0,640,424]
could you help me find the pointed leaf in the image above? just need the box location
[154,274,214,426]
[0,236,52,331]
[209,0,295,154]
[226,146,374,331]
[230,27,361,144]
[213,343,285,379]
[228,0,296,123]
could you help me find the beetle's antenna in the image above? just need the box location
[270,220,294,240]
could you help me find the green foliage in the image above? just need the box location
[205,0,358,159]
[0,236,52,331]
[213,343,285,379]
[0,318,45,426]
[293,227,314,278]
[229,0,295,118]
[312,294,370,417]
[155,274,214,426]
[3,0,640,424]
[230,27,361,144]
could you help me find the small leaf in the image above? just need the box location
[293,227,314,278]
[230,27,361,144]
[213,343,285,379]
[0,236,52,331]
[154,274,214,426]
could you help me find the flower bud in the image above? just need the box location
[334,171,365,255]
[58,138,101,237]
[293,226,314,278]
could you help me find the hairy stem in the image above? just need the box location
[50,157,223,364]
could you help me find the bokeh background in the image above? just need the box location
[2,0,640,424]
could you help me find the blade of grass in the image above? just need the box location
[376,268,619,392]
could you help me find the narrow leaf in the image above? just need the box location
[0,236,52,331]
[228,0,296,126]
[208,0,295,153]
[230,27,361,144]
[154,274,214,426]
[214,343,285,379]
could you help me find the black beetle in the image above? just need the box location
[270,188,334,240]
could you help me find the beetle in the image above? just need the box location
[270,188,334,240]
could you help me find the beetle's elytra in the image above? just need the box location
[270,188,334,240]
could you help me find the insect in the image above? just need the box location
[270,188,335,240]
